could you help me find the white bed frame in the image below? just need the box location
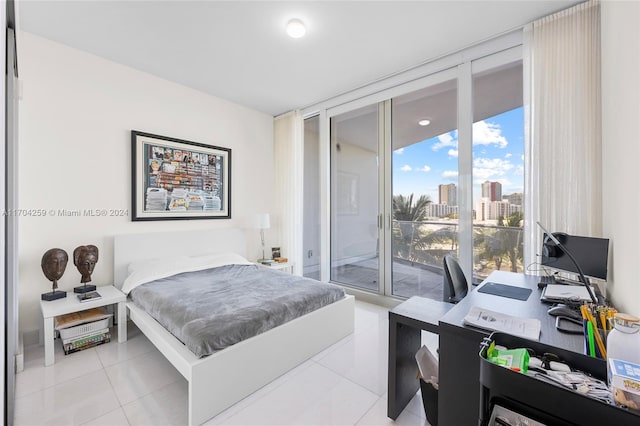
[113,229,354,426]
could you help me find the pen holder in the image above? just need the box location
[583,320,608,359]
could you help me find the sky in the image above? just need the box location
[392,107,524,203]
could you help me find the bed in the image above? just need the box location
[113,229,355,426]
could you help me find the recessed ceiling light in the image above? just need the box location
[286,19,306,38]
[418,119,431,126]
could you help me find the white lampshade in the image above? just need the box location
[255,213,270,229]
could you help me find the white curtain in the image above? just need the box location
[524,0,602,267]
[273,111,304,275]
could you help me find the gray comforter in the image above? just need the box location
[129,264,345,358]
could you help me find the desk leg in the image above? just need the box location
[44,317,54,366]
[117,301,127,343]
[388,316,421,419]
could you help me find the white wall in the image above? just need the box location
[17,32,275,334]
[601,1,640,316]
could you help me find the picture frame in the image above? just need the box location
[271,247,281,259]
[131,131,231,221]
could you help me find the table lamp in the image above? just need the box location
[255,213,270,262]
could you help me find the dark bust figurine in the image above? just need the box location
[73,245,99,284]
[41,248,68,292]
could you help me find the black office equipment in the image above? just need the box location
[537,222,601,304]
[442,254,468,303]
[478,282,532,301]
[547,304,581,320]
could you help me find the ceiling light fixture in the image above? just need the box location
[286,19,306,39]
[418,119,431,127]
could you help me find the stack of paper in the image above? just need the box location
[463,306,541,341]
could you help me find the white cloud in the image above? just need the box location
[448,149,458,158]
[472,157,514,181]
[432,121,508,151]
[505,153,512,158]
[400,164,412,172]
[442,170,458,178]
[473,121,508,148]
[513,165,524,176]
[432,132,457,151]
[419,165,431,172]
[394,148,404,154]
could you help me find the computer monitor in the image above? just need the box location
[541,233,609,281]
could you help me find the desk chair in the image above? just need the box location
[443,254,468,304]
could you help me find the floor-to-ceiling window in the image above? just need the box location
[303,115,322,280]
[305,35,525,301]
[471,57,524,283]
[390,79,458,299]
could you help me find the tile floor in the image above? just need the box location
[14,300,437,426]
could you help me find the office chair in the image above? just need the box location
[443,254,469,304]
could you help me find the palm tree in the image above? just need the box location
[392,194,431,259]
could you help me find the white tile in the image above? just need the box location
[353,301,389,334]
[105,349,183,405]
[316,320,389,396]
[16,345,104,398]
[14,370,120,426]
[80,407,130,426]
[204,360,316,425]
[122,380,188,426]
[220,362,378,426]
[404,390,428,420]
[356,395,427,426]
[95,330,156,367]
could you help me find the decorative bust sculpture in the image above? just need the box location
[41,248,69,300]
[73,245,99,284]
[42,248,68,290]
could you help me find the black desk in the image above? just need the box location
[438,271,584,426]
[387,296,454,419]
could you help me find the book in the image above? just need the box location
[63,336,111,355]
[463,306,541,341]
[63,331,111,354]
[77,291,102,302]
[62,328,109,345]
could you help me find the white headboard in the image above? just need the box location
[113,228,247,288]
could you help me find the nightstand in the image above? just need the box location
[256,262,294,274]
[40,285,127,366]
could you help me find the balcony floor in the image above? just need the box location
[307,258,444,301]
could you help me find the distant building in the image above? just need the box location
[481,181,502,202]
[505,192,523,206]
[475,198,522,221]
[425,203,459,218]
[439,183,457,206]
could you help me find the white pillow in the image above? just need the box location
[122,252,251,295]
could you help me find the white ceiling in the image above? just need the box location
[18,1,581,116]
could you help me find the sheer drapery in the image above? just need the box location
[524,0,601,267]
[274,111,304,275]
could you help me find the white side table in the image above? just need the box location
[40,285,126,366]
[256,262,294,274]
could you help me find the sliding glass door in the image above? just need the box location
[390,79,459,299]
[330,104,381,291]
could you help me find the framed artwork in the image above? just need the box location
[131,131,231,221]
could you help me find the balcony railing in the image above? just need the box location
[392,220,524,282]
